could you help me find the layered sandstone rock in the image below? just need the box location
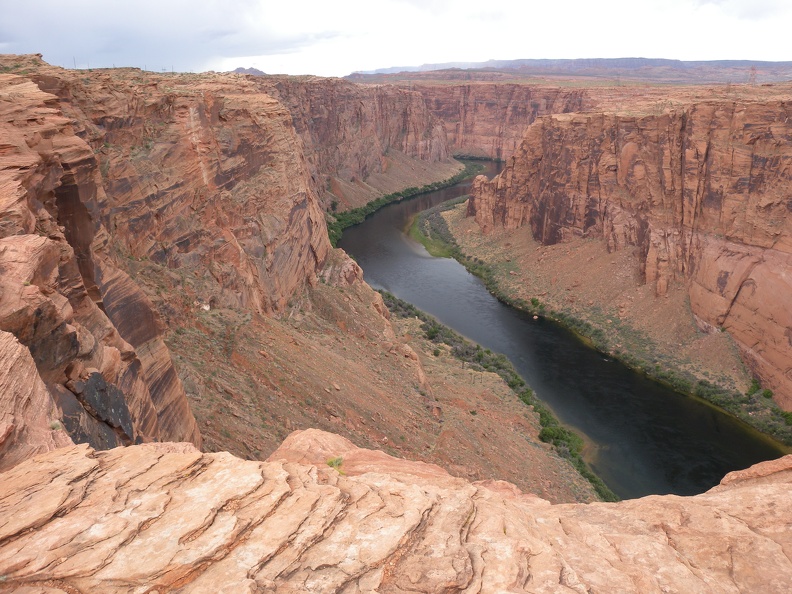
[0,71,200,452]
[18,57,458,310]
[1,429,791,593]
[256,76,459,210]
[0,331,72,471]
[415,83,588,160]
[27,64,331,316]
[469,98,792,409]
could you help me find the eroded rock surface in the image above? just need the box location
[415,83,588,160]
[30,64,331,316]
[0,331,72,471]
[469,97,792,409]
[261,76,457,209]
[0,71,200,451]
[1,430,791,593]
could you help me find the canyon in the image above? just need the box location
[466,88,792,412]
[1,53,792,591]
[0,55,595,501]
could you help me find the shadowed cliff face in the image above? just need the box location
[260,77,454,209]
[469,99,792,409]
[0,72,201,455]
[1,430,791,592]
[31,67,332,316]
[415,83,588,160]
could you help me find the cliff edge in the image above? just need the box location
[0,72,201,457]
[0,429,790,593]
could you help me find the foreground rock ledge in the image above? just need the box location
[1,430,791,593]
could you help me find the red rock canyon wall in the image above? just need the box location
[261,76,453,206]
[415,83,588,160]
[0,73,201,458]
[469,101,792,408]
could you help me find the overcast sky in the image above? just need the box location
[1,0,790,76]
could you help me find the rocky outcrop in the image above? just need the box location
[1,429,791,592]
[415,83,588,160]
[469,99,792,409]
[0,331,72,471]
[0,71,200,453]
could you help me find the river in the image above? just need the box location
[338,162,785,500]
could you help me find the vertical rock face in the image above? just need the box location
[469,99,792,408]
[32,67,331,315]
[0,71,200,455]
[259,76,455,208]
[264,76,450,170]
[415,83,588,159]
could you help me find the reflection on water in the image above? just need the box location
[339,162,785,500]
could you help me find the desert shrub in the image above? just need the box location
[326,457,344,472]
[747,379,761,396]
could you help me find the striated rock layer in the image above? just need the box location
[1,429,791,593]
[415,83,588,160]
[14,56,458,312]
[469,99,792,409]
[29,63,331,316]
[260,76,457,209]
[0,72,200,453]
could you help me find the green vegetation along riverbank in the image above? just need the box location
[380,290,619,502]
[410,197,792,449]
[326,160,484,246]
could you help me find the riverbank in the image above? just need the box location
[326,160,484,246]
[380,291,619,502]
[411,198,792,449]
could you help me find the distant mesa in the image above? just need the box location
[348,57,792,84]
[232,66,266,76]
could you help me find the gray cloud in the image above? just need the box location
[694,0,789,20]
[0,0,789,75]
[0,0,341,71]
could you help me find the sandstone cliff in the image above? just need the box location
[0,72,200,456]
[260,76,458,210]
[28,63,331,316]
[1,429,791,592]
[468,96,792,409]
[0,56,593,501]
[415,83,588,160]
